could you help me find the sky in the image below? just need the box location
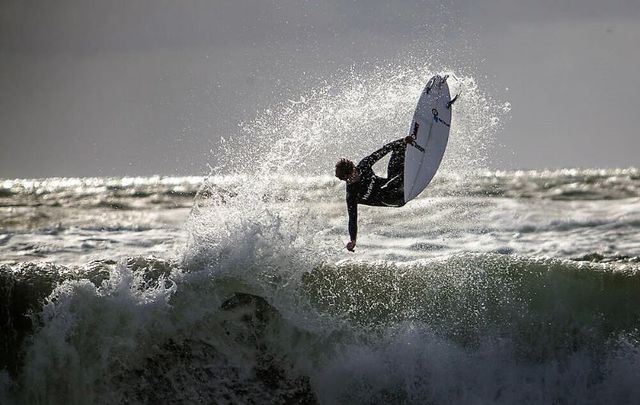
[1,0,639,178]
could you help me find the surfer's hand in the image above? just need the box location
[346,240,356,252]
[403,136,414,144]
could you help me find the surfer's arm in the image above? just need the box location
[358,138,407,171]
[347,197,357,250]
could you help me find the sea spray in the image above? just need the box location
[19,263,176,404]
[214,64,509,179]
[184,65,510,285]
[184,64,510,285]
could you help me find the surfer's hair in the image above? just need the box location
[335,159,355,180]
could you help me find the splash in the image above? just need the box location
[184,64,510,274]
[217,64,510,178]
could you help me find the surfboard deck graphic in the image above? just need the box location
[403,75,453,203]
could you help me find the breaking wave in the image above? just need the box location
[1,254,639,404]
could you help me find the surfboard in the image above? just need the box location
[403,75,454,203]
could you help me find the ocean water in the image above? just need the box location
[1,67,639,404]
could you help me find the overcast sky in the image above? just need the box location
[1,0,639,178]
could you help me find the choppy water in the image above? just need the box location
[2,169,639,404]
[1,66,639,404]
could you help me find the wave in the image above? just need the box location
[0,177,201,210]
[573,252,640,264]
[2,168,638,213]
[1,253,639,404]
[470,167,640,200]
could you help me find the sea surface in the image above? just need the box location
[1,169,639,404]
[1,68,639,404]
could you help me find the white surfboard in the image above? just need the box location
[404,75,454,203]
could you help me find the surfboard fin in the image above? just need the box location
[447,94,459,109]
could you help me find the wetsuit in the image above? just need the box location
[346,138,407,241]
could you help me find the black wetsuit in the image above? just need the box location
[346,138,407,241]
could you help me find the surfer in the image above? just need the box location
[335,136,414,252]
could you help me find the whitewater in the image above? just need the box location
[1,66,639,404]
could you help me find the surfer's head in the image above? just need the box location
[335,159,358,183]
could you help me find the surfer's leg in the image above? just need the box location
[382,149,405,206]
[387,149,405,179]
